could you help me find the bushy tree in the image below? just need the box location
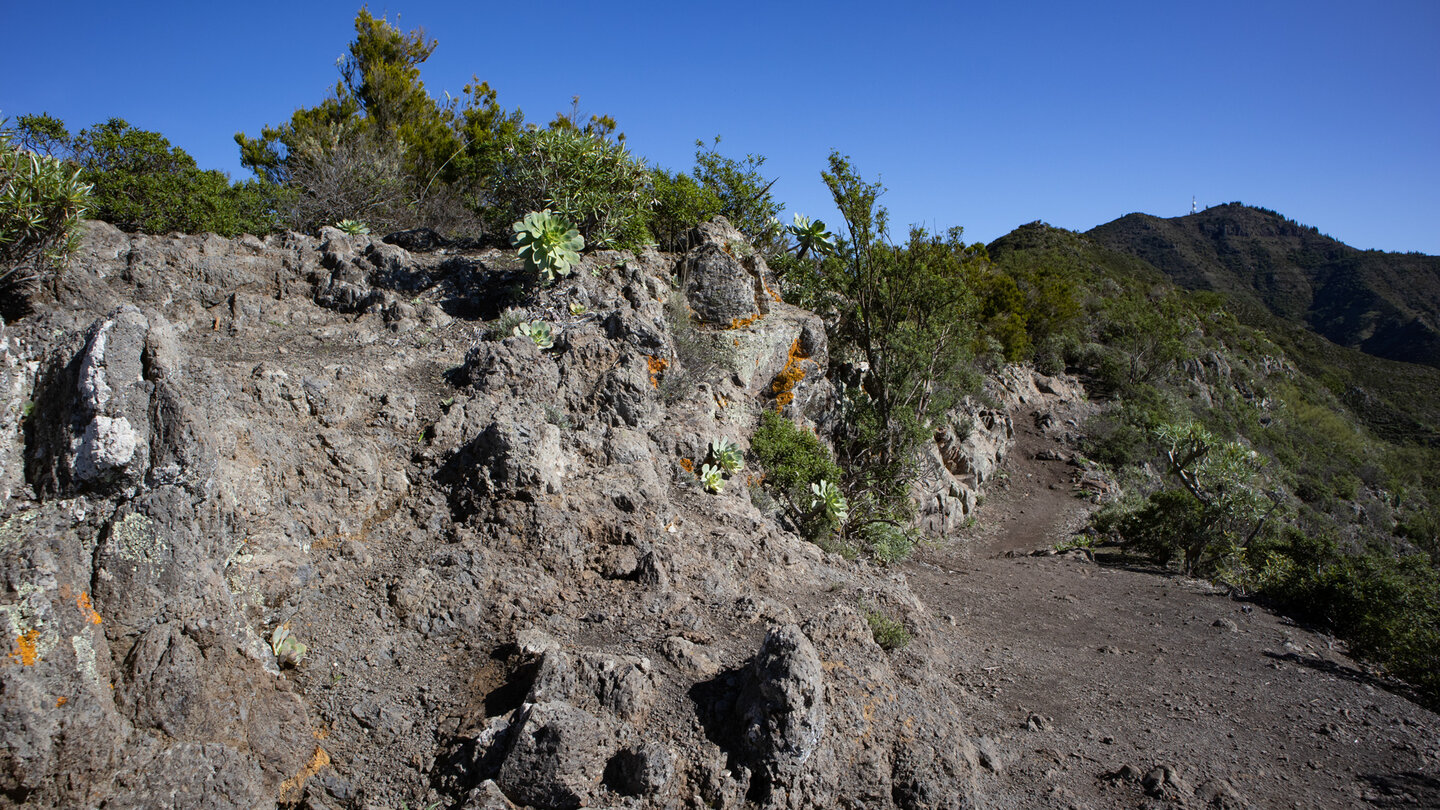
[15,114,275,237]
[0,122,90,315]
[820,152,980,469]
[236,8,524,234]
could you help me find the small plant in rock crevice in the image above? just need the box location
[864,608,911,650]
[512,209,584,284]
[513,319,554,349]
[709,437,744,475]
[699,463,725,494]
[334,218,370,235]
[270,625,307,668]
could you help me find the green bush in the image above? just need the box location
[0,125,91,313]
[864,608,911,650]
[647,168,722,251]
[18,114,277,237]
[752,410,844,539]
[490,127,652,249]
[690,138,781,250]
[1257,529,1440,707]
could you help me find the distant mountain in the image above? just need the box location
[1086,203,1440,369]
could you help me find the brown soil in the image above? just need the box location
[905,408,1440,809]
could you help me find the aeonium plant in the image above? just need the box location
[512,209,584,284]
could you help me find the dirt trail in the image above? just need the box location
[905,409,1440,809]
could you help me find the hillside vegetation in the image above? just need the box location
[1088,203,1440,369]
[3,2,1437,758]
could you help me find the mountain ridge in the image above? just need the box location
[1085,203,1440,369]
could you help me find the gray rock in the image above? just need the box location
[739,624,826,786]
[681,218,767,325]
[497,701,615,809]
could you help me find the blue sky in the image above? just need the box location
[4,1,1437,253]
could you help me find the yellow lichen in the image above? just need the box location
[645,355,669,389]
[10,629,39,666]
[75,593,102,625]
[278,746,331,803]
[728,312,763,330]
[770,338,810,412]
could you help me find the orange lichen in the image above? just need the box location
[728,312,763,330]
[55,696,67,707]
[679,457,694,474]
[645,355,669,389]
[76,592,102,625]
[770,338,811,412]
[10,629,39,666]
[768,286,783,303]
[278,746,331,803]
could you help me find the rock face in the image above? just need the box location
[0,218,994,808]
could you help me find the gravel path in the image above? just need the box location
[904,408,1440,809]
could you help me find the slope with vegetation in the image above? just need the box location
[1,6,1438,806]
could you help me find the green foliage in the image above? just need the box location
[647,168,723,251]
[699,463,725,494]
[709,437,744,475]
[810,479,848,525]
[752,411,845,540]
[820,153,980,468]
[511,209,584,284]
[237,9,525,234]
[512,319,554,349]
[690,138,782,250]
[864,608,911,650]
[1105,422,1279,576]
[269,625,307,669]
[786,214,836,259]
[18,116,277,237]
[0,123,90,311]
[752,411,844,500]
[334,219,370,235]
[491,127,652,249]
[1256,529,1440,707]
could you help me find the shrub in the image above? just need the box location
[752,411,845,540]
[648,168,722,251]
[864,608,911,650]
[0,125,90,314]
[490,127,652,249]
[511,209,583,284]
[23,116,279,236]
[691,138,782,251]
[283,121,414,233]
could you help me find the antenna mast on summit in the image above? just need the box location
[1191,196,1198,214]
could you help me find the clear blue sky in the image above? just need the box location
[4,1,1437,253]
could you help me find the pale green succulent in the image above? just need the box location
[709,437,744,475]
[513,319,555,350]
[512,209,584,284]
[270,625,307,668]
[699,463,725,494]
[811,479,849,524]
[786,214,836,259]
[334,219,370,235]
[568,301,588,316]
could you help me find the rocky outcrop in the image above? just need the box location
[0,219,991,809]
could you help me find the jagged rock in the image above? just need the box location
[496,701,616,809]
[738,624,826,789]
[680,217,769,325]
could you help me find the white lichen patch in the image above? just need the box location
[71,633,101,687]
[109,512,166,564]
